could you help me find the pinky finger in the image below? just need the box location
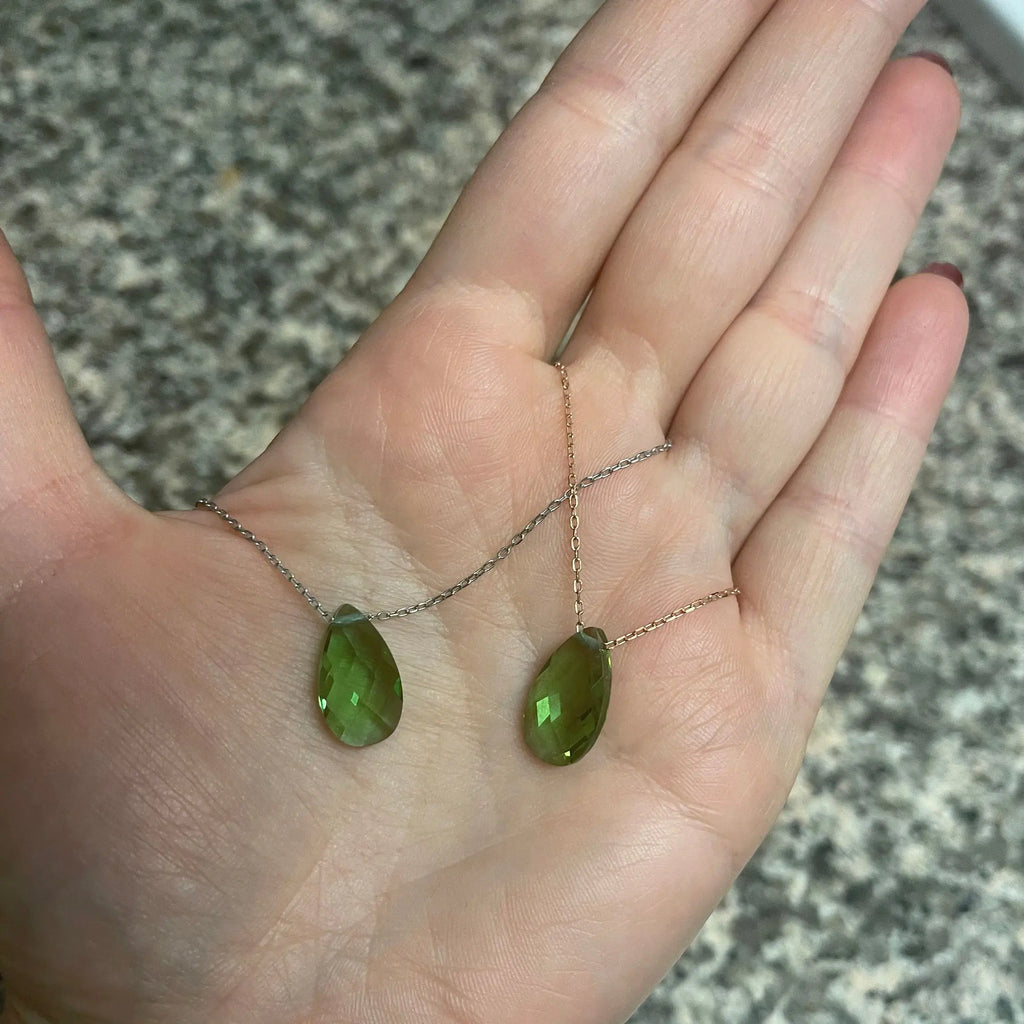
[734,269,969,725]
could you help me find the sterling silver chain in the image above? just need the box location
[194,441,670,624]
[196,366,738,641]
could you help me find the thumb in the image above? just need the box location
[0,229,125,591]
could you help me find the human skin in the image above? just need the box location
[0,0,968,1022]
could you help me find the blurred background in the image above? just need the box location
[0,1,1021,1020]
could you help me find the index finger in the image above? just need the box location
[399,0,780,352]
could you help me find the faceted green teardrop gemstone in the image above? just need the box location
[523,627,612,766]
[317,604,402,747]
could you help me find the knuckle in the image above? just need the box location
[843,0,902,36]
[539,59,650,147]
[689,116,807,213]
[750,284,859,359]
[781,481,891,568]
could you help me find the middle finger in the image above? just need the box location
[565,0,927,422]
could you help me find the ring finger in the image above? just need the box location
[565,0,928,422]
[669,54,961,554]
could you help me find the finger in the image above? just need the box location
[669,54,961,554]
[0,230,116,594]
[567,0,927,421]
[390,0,780,353]
[734,270,968,720]
[0,230,89,498]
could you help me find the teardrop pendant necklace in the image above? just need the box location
[194,439,670,747]
[521,362,740,767]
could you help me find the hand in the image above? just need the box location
[0,0,967,1021]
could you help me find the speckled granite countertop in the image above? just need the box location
[1,1,1021,1021]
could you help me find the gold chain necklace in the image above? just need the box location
[521,363,739,766]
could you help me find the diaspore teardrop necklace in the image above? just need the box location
[521,363,740,767]
[194,441,670,747]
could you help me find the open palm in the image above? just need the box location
[0,1,968,1022]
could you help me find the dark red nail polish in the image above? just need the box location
[909,50,954,76]
[923,262,964,288]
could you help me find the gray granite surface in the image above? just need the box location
[1,1,1022,1021]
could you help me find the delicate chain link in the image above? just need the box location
[552,362,739,650]
[368,442,669,620]
[194,442,671,623]
[194,498,334,622]
[196,365,739,641]
[555,362,585,631]
[603,589,741,649]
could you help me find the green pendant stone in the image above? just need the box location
[317,604,403,747]
[523,627,612,766]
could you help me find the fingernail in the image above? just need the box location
[910,50,953,76]
[923,262,964,288]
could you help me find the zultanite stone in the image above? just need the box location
[523,627,612,766]
[318,604,402,746]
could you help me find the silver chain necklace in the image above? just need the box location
[194,442,671,623]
